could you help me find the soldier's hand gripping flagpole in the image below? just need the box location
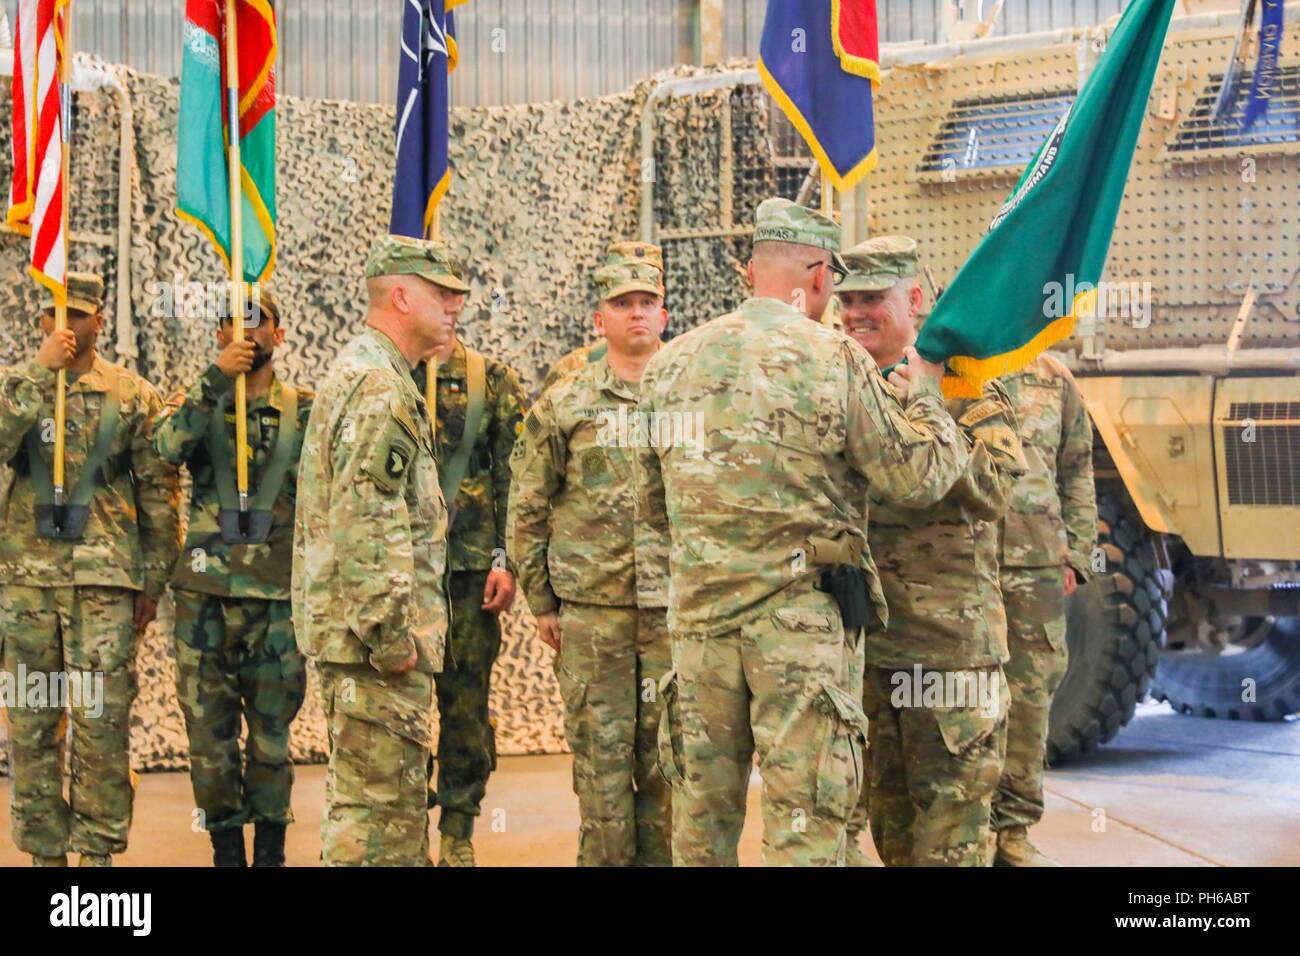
[223,0,250,528]
[51,2,72,526]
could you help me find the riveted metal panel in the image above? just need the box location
[869,19,1300,352]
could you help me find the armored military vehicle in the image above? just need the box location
[866,1,1300,760]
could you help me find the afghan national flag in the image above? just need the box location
[390,0,464,238]
[176,0,277,283]
[759,0,879,191]
[915,0,1176,397]
[8,0,69,301]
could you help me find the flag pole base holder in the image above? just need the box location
[218,508,273,545]
[35,504,90,540]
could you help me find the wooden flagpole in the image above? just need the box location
[52,2,72,510]
[224,0,249,514]
[426,204,440,422]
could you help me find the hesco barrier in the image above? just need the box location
[0,55,777,772]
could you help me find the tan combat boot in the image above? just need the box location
[995,827,1061,867]
[438,834,476,867]
[32,854,68,867]
[78,853,113,867]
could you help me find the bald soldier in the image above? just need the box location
[639,200,970,866]
[838,237,1026,867]
[292,235,458,866]
[508,240,674,866]
[0,272,181,867]
[153,288,311,867]
[992,353,1096,866]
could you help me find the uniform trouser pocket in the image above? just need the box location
[321,667,433,866]
[814,683,869,822]
[554,664,591,792]
[655,669,684,788]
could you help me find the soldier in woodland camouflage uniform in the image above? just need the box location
[292,235,459,866]
[992,353,1097,866]
[508,240,673,866]
[0,272,181,867]
[412,320,528,867]
[839,237,1026,867]
[639,202,970,867]
[153,289,310,867]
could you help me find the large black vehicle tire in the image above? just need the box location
[1046,488,1166,765]
[1152,605,1300,720]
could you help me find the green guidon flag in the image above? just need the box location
[916,0,1176,397]
[176,0,278,283]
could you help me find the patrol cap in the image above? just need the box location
[365,234,470,293]
[752,197,848,274]
[41,272,104,316]
[839,236,920,293]
[220,285,281,325]
[594,239,665,301]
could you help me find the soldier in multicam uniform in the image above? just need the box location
[152,289,311,868]
[639,200,970,867]
[292,235,459,866]
[507,240,674,866]
[0,272,181,867]
[540,342,604,395]
[838,237,1026,867]
[992,353,1097,867]
[412,313,528,868]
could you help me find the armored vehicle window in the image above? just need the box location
[919,90,1075,174]
[1170,67,1300,153]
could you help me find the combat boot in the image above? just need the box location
[32,854,68,867]
[253,822,287,867]
[844,831,881,867]
[995,826,1061,867]
[437,833,477,867]
[211,828,247,867]
[78,854,112,867]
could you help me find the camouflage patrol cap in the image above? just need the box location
[219,285,281,325]
[365,234,470,293]
[594,239,665,301]
[752,197,848,273]
[839,236,920,292]
[41,272,104,315]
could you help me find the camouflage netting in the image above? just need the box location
[0,56,774,773]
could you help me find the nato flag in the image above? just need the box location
[390,1,458,238]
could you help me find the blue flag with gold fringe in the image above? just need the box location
[759,0,880,190]
[390,0,464,238]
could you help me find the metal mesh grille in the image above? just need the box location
[1223,424,1300,506]
[1228,402,1300,421]
[919,90,1074,172]
[1170,66,1300,152]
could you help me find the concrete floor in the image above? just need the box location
[2,700,1297,866]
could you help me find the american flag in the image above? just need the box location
[8,0,69,301]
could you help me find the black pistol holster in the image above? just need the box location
[806,533,871,632]
[818,565,870,632]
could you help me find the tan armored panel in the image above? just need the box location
[870,20,1300,354]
